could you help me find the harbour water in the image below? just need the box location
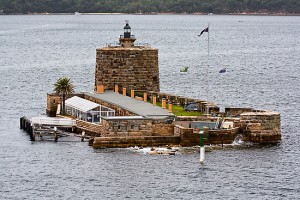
[0,14,299,199]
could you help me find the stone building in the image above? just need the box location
[94,22,160,92]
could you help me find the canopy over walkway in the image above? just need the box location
[65,96,115,123]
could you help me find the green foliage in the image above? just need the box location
[53,77,75,115]
[54,77,75,96]
[0,0,299,14]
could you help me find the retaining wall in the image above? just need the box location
[93,136,180,148]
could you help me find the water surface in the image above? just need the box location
[0,14,299,199]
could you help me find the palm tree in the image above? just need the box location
[54,77,75,115]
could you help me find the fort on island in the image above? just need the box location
[26,22,281,148]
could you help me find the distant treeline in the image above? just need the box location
[0,0,299,14]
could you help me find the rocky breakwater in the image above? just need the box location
[239,111,281,144]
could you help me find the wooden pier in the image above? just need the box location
[20,116,76,141]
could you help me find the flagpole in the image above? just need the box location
[206,23,210,115]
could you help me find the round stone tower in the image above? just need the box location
[95,21,160,93]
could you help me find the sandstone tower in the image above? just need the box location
[95,21,160,93]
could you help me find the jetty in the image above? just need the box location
[20,116,75,141]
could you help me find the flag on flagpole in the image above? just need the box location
[198,27,209,36]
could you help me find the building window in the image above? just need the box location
[118,125,121,130]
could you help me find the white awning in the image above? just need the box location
[65,96,100,112]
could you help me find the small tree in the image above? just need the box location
[54,77,75,115]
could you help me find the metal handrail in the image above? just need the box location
[119,35,135,39]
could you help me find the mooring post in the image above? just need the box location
[81,131,85,142]
[54,126,58,142]
[221,132,224,148]
[25,121,29,133]
[20,117,23,129]
[29,125,35,141]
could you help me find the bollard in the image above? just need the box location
[143,92,147,102]
[131,90,134,98]
[153,96,157,106]
[114,85,119,93]
[162,98,166,109]
[96,85,104,93]
[168,103,173,113]
[123,88,127,96]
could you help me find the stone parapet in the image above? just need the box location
[240,111,281,130]
[147,91,219,114]
[225,107,254,117]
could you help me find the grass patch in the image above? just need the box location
[172,105,203,116]
[148,101,202,116]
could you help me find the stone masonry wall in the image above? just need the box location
[95,47,160,92]
[239,111,281,144]
[100,118,174,137]
[93,136,180,148]
[240,112,281,130]
[46,94,61,117]
[225,107,254,117]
